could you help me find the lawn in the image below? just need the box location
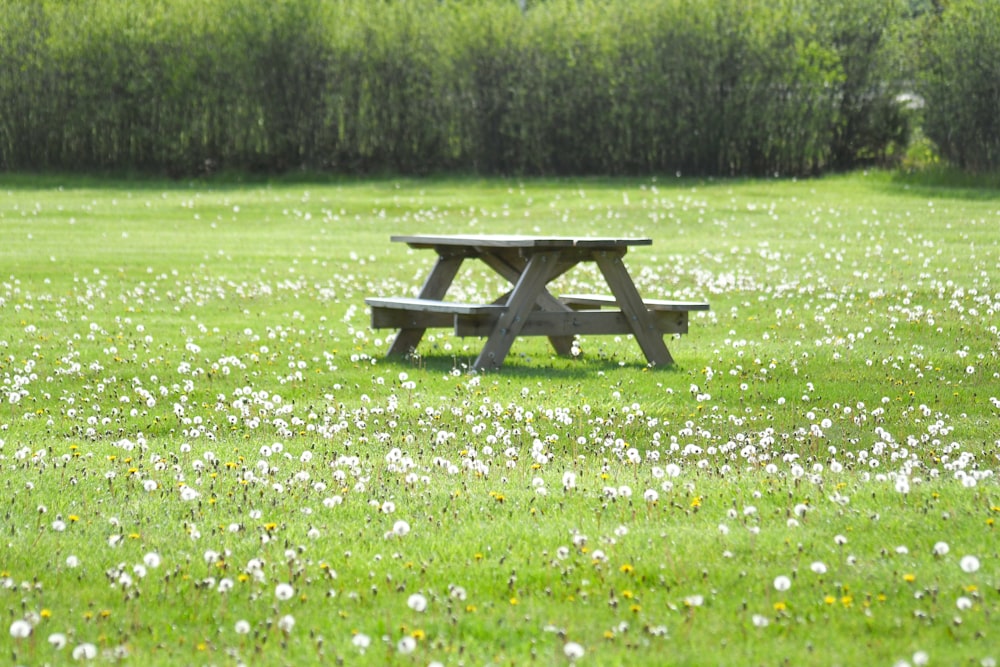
[1,172,998,666]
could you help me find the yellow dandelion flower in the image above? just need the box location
[773,601,786,612]
[619,564,635,575]
[621,590,634,599]
[40,609,52,619]
[509,597,518,606]
[824,595,836,605]
[903,573,916,583]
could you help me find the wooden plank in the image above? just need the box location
[391,234,651,250]
[594,251,674,366]
[560,294,710,312]
[386,254,464,357]
[475,250,561,371]
[456,310,688,337]
[366,297,505,315]
[477,249,576,357]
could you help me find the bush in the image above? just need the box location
[919,0,1000,172]
[0,0,917,177]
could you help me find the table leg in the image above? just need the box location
[594,250,675,366]
[478,251,575,357]
[475,250,561,371]
[387,254,464,357]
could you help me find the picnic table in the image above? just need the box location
[366,234,708,371]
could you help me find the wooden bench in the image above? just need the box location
[559,294,710,312]
[367,294,707,338]
[366,297,505,330]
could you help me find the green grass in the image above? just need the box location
[1,172,998,665]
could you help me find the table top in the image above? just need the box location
[391,234,652,249]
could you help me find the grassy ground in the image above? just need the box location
[1,172,998,666]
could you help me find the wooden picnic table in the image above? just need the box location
[366,234,708,371]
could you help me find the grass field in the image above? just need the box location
[1,172,998,666]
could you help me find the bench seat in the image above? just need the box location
[366,297,504,330]
[367,296,697,337]
[559,294,710,312]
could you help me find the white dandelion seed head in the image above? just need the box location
[72,642,98,660]
[960,555,980,573]
[397,636,417,654]
[564,641,585,660]
[407,593,428,612]
[9,619,32,639]
[275,583,295,601]
[933,541,949,556]
[773,575,791,592]
[277,614,295,633]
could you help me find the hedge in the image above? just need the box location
[0,0,938,177]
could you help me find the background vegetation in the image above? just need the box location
[0,0,996,177]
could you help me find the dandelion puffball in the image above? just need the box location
[275,583,295,601]
[932,541,950,556]
[773,575,792,592]
[397,636,417,654]
[9,619,32,639]
[959,555,980,573]
[407,593,428,612]
[564,642,586,660]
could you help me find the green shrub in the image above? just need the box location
[920,0,1000,172]
[0,0,919,177]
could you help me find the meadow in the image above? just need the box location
[1,172,998,666]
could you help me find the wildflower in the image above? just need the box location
[932,541,949,556]
[773,576,791,592]
[564,642,585,661]
[956,597,972,611]
[9,619,32,638]
[959,555,980,573]
[48,633,67,649]
[407,593,428,612]
[72,643,98,660]
[392,520,410,537]
[275,583,294,601]
[140,552,159,568]
[903,574,916,583]
[235,620,251,635]
[277,614,295,633]
[752,614,769,628]
[352,633,371,651]
[397,636,417,654]
[810,562,827,575]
